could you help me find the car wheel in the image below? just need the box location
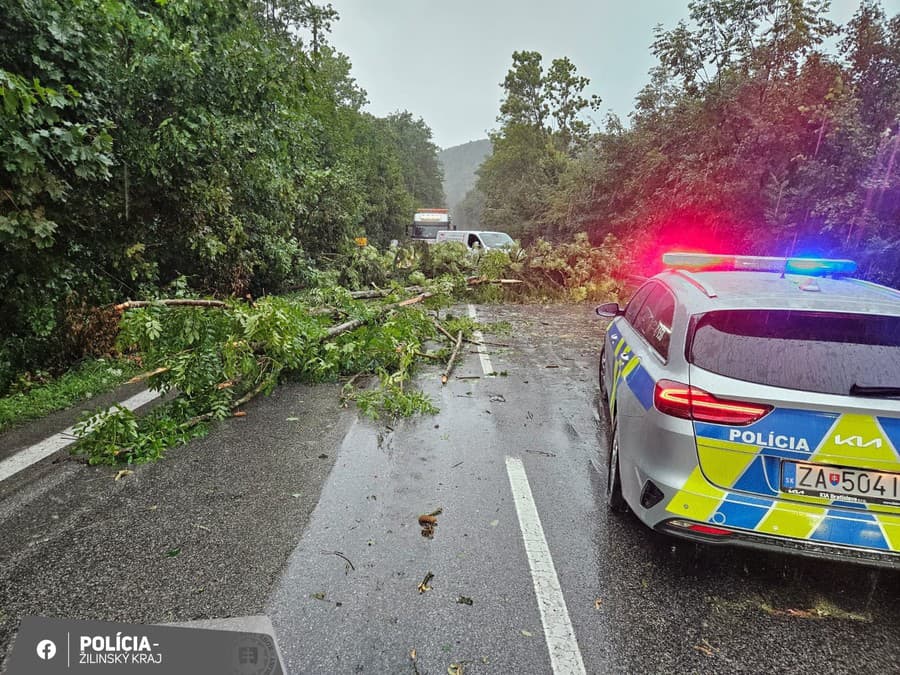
[599,347,609,399]
[607,418,628,513]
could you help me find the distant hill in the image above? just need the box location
[438,139,492,211]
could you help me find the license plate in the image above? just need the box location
[782,461,900,506]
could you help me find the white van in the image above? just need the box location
[435,230,515,250]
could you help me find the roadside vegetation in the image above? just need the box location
[467,1,900,284]
[0,0,445,395]
[0,357,138,432]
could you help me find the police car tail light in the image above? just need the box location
[654,380,773,425]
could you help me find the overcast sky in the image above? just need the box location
[325,1,867,149]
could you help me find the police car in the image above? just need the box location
[597,253,900,566]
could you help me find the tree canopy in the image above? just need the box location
[0,0,444,391]
[477,1,899,284]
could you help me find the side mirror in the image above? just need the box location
[595,302,622,318]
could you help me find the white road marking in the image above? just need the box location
[0,388,162,484]
[505,456,587,675]
[467,304,494,375]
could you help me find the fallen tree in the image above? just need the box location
[74,288,448,465]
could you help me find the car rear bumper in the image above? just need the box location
[655,517,900,569]
[626,460,900,568]
[614,400,900,567]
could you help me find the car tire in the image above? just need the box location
[607,418,628,513]
[599,347,609,401]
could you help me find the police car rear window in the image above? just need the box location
[688,310,900,395]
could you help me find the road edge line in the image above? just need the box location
[0,388,162,483]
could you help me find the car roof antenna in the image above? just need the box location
[781,232,798,278]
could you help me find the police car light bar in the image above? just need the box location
[662,253,857,277]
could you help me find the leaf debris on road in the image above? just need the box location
[419,507,443,538]
[457,596,474,605]
[417,571,434,594]
[114,469,133,481]
[693,639,717,657]
[320,550,355,573]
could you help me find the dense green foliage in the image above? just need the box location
[476,51,600,237]
[477,1,900,284]
[0,0,444,393]
[0,357,138,431]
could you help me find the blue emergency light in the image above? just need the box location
[662,253,857,277]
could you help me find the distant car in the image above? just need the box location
[435,230,514,250]
[597,253,900,567]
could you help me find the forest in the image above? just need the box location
[3,0,900,400]
[0,0,444,392]
[471,0,899,282]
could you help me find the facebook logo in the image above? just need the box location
[36,639,57,660]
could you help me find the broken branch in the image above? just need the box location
[442,331,463,385]
[126,366,170,383]
[114,299,227,311]
[465,277,524,286]
[432,319,456,342]
[349,285,426,299]
[323,293,432,340]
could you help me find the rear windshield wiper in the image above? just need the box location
[850,384,900,398]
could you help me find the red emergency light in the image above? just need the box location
[662,252,857,276]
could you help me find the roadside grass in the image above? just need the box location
[0,358,140,432]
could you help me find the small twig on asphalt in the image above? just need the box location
[466,339,510,348]
[320,550,355,572]
[451,461,464,468]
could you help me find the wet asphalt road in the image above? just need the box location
[2,303,900,673]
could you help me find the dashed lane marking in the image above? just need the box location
[505,455,587,675]
[0,388,162,483]
[467,304,494,375]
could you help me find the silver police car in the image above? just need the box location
[597,253,900,566]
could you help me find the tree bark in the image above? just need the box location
[323,293,432,339]
[115,299,227,311]
[441,331,463,385]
